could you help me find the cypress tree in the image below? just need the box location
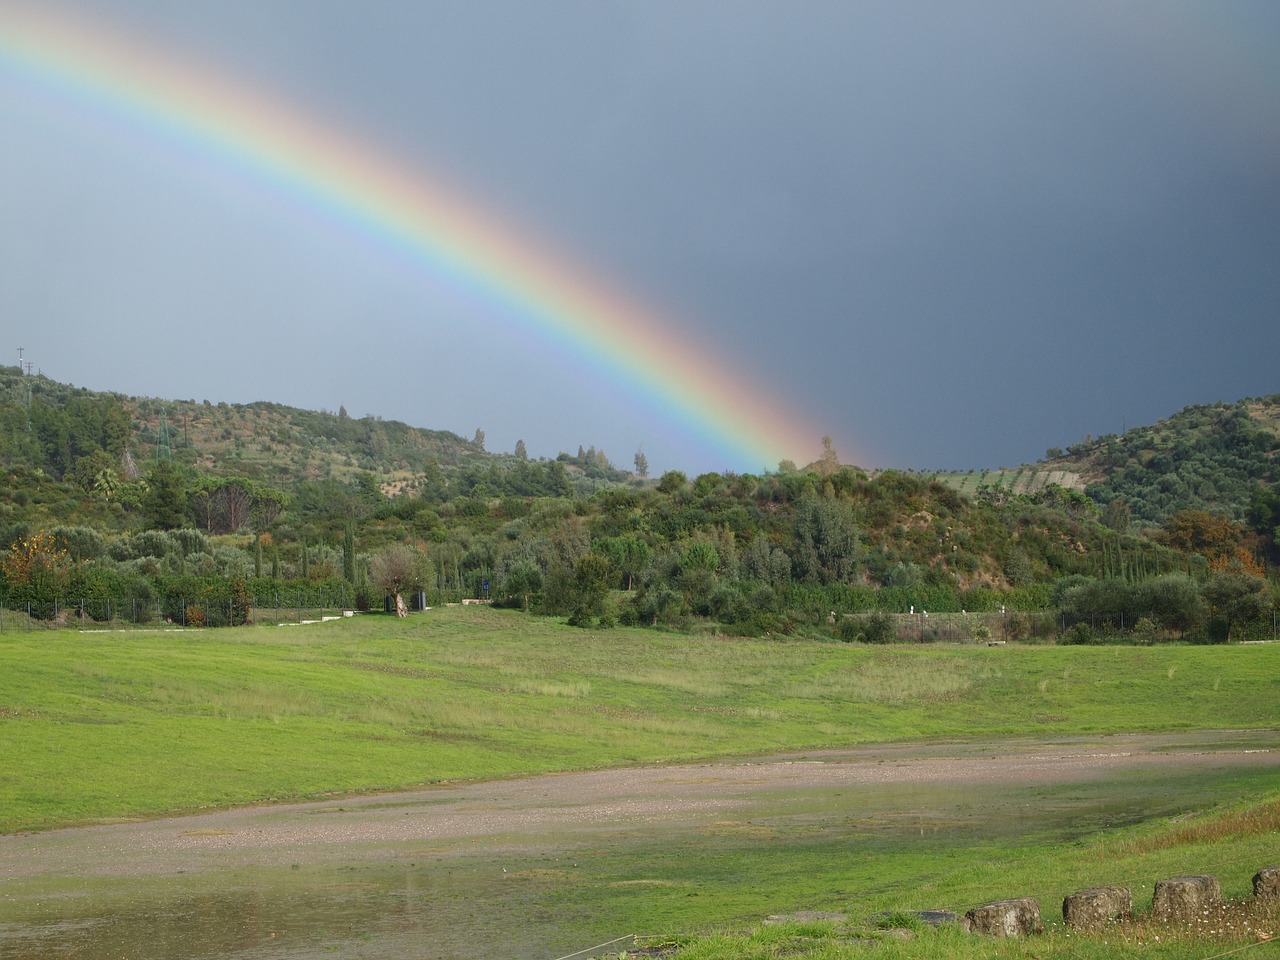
[343,521,356,583]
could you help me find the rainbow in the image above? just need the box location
[0,5,841,471]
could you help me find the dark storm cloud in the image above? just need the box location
[2,0,1277,472]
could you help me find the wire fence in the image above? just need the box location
[836,609,1280,644]
[3,599,1277,642]
[0,594,354,631]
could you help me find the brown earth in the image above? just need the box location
[3,729,1276,880]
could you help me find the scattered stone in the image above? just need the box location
[868,910,961,928]
[964,898,1044,937]
[1152,875,1221,923]
[1063,886,1132,931]
[1254,866,1280,902]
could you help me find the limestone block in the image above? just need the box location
[1152,875,1220,923]
[1062,886,1132,931]
[964,898,1044,937]
[1254,866,1280,902]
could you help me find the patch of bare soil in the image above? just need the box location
[2,730,1275,879]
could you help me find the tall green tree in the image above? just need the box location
[343,519,356,583]
[144,460,188,530]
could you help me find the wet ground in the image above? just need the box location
[1,730,1277,959]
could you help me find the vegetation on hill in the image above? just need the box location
[1046,396,1280,527]
[0,370,1274,641]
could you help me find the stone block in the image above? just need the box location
[1152,875,1220,923]
[1254,866,1280,902]
[964,898,1044,937]
[1062,886,1132,931]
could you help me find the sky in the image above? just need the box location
[1,1,1278,476]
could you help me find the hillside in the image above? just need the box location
[1046,396,1280,526]
[929,395,1280,530]
[0,369,1275,641]
[0,366,634,503]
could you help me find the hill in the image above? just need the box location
[0,369,1275,641]
[931,395,1280,530]
[0,366,636,506]
[1053,396,1280,526]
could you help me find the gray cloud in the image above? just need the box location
[2,0,1277,473]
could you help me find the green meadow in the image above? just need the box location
[1,604,1277,833]
[3,605,1280,959]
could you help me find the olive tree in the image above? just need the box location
[370,544,419,618]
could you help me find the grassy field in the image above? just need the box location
[1,604,1277,833]
[3,605,1280,959]
[643,794,1280,959]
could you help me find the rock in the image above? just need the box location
[964,898,1044,937]
[1062,886,1132,931]
[1152,875,1221,923]
[1254,866,1280,902]
[869,910,961,929]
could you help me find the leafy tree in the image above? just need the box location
[502,560,543,611]
[567,553,612,626]
[1102,499,1131,533]
[1161,510,1248,564]
[1201,571,1272,642]
[596,534,651,590]
[514,439,528,460]
[1,530,72,604]
[656,470,687,495]
[791,496,859,584]
[370,544,419,617]
[251,487,289,530]
[1132,574,1205,638]
[633,448,649,478]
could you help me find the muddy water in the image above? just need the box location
[1,732,1277,960]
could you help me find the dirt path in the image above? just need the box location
[3,729,1277,879]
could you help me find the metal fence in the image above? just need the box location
[837,609,1279,644]
[0,594,353,631]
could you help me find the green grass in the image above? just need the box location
[1,604,1278,832]
[637,793,1280,959]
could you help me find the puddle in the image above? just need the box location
[1,732,1277,959]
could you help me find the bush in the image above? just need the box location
[859,610,898,644]
[1131,616,1158,645]
[1059,622,1098,645]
